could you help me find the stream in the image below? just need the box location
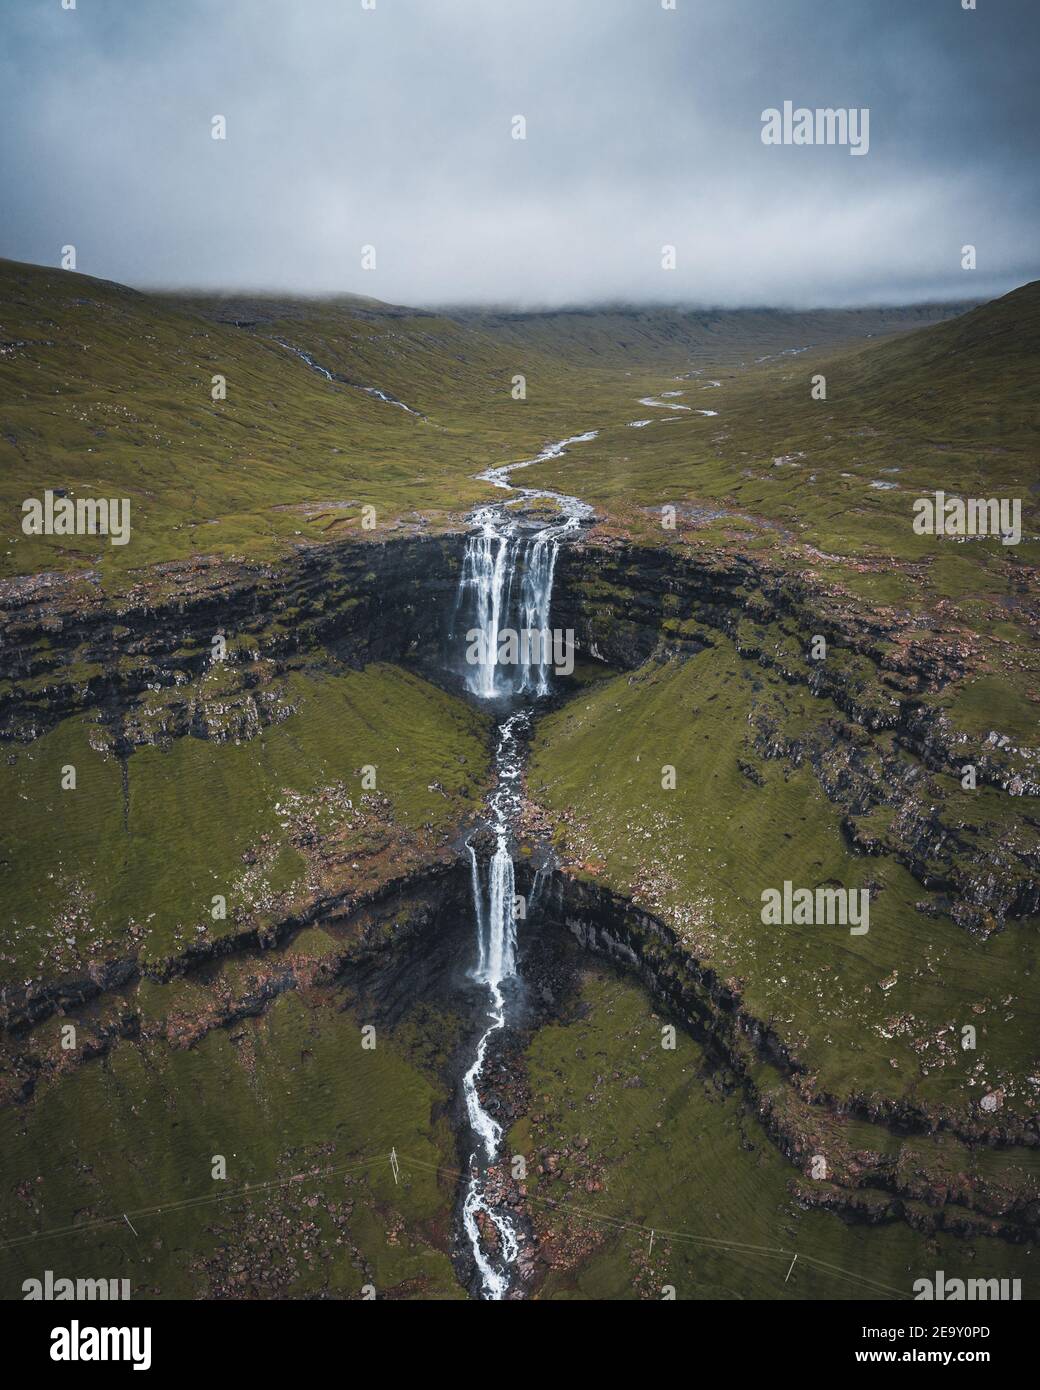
[453,430,597,1298]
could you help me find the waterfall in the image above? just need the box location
[454,429,597,703]
[457,510,512,700]
[460,712,527,1299]
[455,431,596,1298]
[467,843,487,982]
[480,839,517,986]
[517,532,560,697]
[456,516,562,701]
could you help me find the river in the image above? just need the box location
[453,429,597,1298]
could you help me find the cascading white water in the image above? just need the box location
[274,338,426,416]
[457,520,561,700]
[516,532,559,697]
[456,431,596,1299]
[457,512,512,700]
[461,712,526,1299]
[455,431,597,701]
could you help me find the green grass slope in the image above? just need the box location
[0,986,462,1300]
[530,647,1040,1127]
[533,280,1040,610]
[1,257,983,590]
[510,967,1031,1300]
[0,260,655,584]
[450,300,971,369]
[0,663,489,989]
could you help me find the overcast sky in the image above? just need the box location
[1,0,1037,307]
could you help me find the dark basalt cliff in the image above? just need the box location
[2,530,1036,1235]
[0,534,461,741]
[3,529,1034,924]
[1,856,474,1099]
[536,869,1040,1241]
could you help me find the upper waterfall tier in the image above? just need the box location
[452,431,598,703]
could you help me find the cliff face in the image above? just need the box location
[0,534,494,1051]
[2,527,1037,1239]
[537,870,1039,1239]
[1,856,471,1069]
[4,525,1034,950]
[554,536,1039,929]
[0,533,461,742]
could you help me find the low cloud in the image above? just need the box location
[1,0,1036,306]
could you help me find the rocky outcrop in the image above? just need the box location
[0,533,461,740]
[538,867,1040,1239]
[0,857,473,1099]
[554,536,1039,929]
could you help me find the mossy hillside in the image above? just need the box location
[0,259,661,584]
[535,393,1038,615]
[529,281,1040,627]
[0,663,490,987]
[449,301,970,371]
[559,538,1038,816]
[510,969,1032,1301]
[528,647,1040,1123]
[939,672,1040,748]
[717,604,1038,907]
[1,258,978,591]
[0,988,462,1299]
[193,295,653,453]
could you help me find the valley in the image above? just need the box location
[0,259,1037,1301]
